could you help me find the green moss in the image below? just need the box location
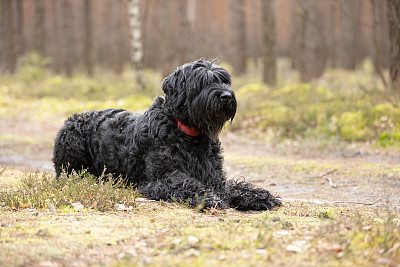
[338,111,373,141]
[272,83,333,104]
[236,83,266,98]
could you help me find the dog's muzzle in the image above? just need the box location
[218,90,236,121]
[220,91,233,103]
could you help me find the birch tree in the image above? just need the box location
[128,0,144,90]
[262,0,277,86]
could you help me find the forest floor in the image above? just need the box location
[1,113,400,266]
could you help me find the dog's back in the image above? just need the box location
[53,108,135,177]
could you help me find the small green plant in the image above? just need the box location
[0,170,138,211]
[17,52,51,82]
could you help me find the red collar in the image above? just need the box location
[175,119,200,137]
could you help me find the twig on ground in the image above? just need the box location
[304,168,338,179]
[282,193,395,206]
[326,177,337,188]
[331,195,390,206]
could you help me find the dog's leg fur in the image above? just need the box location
[224,180,281,210]
[137,171,225,208]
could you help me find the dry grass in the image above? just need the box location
[0,171,399,267]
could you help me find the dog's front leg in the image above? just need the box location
[137,171,225,209]
[224,180,282,210]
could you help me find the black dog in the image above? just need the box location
[53,59,281,210]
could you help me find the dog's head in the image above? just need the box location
[162,59,237,138]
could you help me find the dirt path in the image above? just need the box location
[222,132,400,208]
[1,118,400,208]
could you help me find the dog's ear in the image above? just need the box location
[162,68,185,97]
[161,75,173,96]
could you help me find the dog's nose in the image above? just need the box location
[220,91,232,102]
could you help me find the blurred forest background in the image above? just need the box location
[1,0,400,148]
[0,0,398,83]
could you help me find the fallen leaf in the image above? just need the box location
[362,225,372,231]
[275,230,289,236]
[48,203,57,213]
[318,240,344,256]
[256,249,268,255]
[134,240,147,248]
[377,258,392,265]
[136,198,155,202]
[115,203,126,210]
[71,202,84,211]
[330,243,344,254]
[37,260,58,267]
[115,203,133,211]
[292,240,308,247]
[184,248,200,257]
[126,248,137,257]
[187,235,199,245]
[286,244,302,253]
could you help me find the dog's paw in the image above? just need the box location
[228,188,282,211]
[197,192,227,210]
[254,195,282,210]
[204,199,227,209]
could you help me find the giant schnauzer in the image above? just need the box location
[53,59,281,210]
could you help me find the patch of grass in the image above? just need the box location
[233,64,400,148]
[0,94,154,120]
[1,52,162,100]
[0,52,161,122]
[0,170,138,211]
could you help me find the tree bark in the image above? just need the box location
[84,0,94,76]
[230,0,246,75]
[0,0,16,73]
[128,0,145,88]
[159,0,173,78]
[15,0,24,61]
[61,0,73,77]
[297,0,325,82]
[34,0,46,55]
[340,0,358,69]
[178,0,190,66]
[371,0,388,88]
[261,0,277,86]
[387,0,400,90]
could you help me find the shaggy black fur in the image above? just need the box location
[53,59,281,210]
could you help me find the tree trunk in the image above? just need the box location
[84,0,94,76]
[178,0,190,66]
[34,0,46,55]
[15,0,25,61]
[340,0,358,69]
[128,0,145,89]
[159,0,173,78]
[0,0,16,73]
[230,0,246,75]
[371,0,388,88]
[261,0,276,86]
[297,0,325,82]
[387,0,400,90]
[61,0,73,77]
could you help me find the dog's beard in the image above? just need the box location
[190,89,237,139]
